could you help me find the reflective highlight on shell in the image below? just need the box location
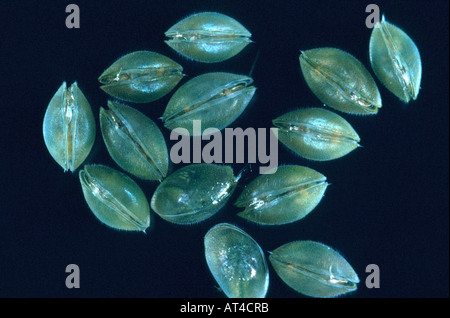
[165,12,252,63]
[204,223,269,298]
[100,101,169,181]
[272,108,361,161]
[162,72,256,136]
[235,165,328,225]
[151,164,238,224]
[369,16,422,103]
[79,165,150,232]
[300,48,382,115]
[40,10,426,298]
[43,82,95,172]
[98,51,184,103]
[269,240,359,298]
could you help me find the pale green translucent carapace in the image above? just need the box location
[235,165,328,225]
[43,82,95,172]
[162,72,256,136]
[98,51,184,103]
[79,165,150,232]
[300,48,381,115]
[272,108,361,161]
[151,164,238,224]
[370,16,422,102]
[165,12,252,63]
[100,101,169,181]
[204,223,269,298]
[269,240,359,298]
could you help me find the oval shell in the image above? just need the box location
[300,48,381,115]
[269,240,359,298]
[165,12,252,63]
[79,165,150,232]
[235,165,328,225]
[151,164,237,224]
[204,223,269,298]
[162,72,256,136]
[100,101,168,181]
[369,16,422,102]
[43,82,95,172]
[272,108,360,161]
[98,51,184,103]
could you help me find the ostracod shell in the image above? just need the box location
[79,165,150,232]
[300,48,381,115]
[204,223,269,298]
[269,240,359,298]
[165,12,252,63]
[43,82,95,172]
[162,72,256,136]
[235,165,328,225]
[100,101,169,181]
[98,51,184,103]
[151,164,238,224]
[369,16,422,102]
[272,108,361,161]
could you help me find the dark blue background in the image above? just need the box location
[0,0,448,298]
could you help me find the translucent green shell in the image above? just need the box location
[43,82,95,172]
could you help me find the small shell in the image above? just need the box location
[272,108,360,161]
[369,16,422,102]
[269,240,359,298]
[79,165,150,232]
[98,51,184,103]
[43,82,95,172]
[165,12,252,63]
[300,48,381,115]
[100,101,168,181]
[204,223,269,298]
[235,165,328,225]
[162,72,256,136]
[151,164,238,224]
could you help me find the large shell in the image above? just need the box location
[98,51,184,103]
[369,16,422,102]
[165,12,252,63]
[43,82,95,172]
[235,165,328,225]
[79,165,150,232]
[100,101,168,181]
[269,240,359,298]
[272,108,360,161]
[300,48,381,115]
[162,72,256,136]
[204,223,269,298]
[151,164,238,224]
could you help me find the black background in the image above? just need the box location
[0,0,448,299]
